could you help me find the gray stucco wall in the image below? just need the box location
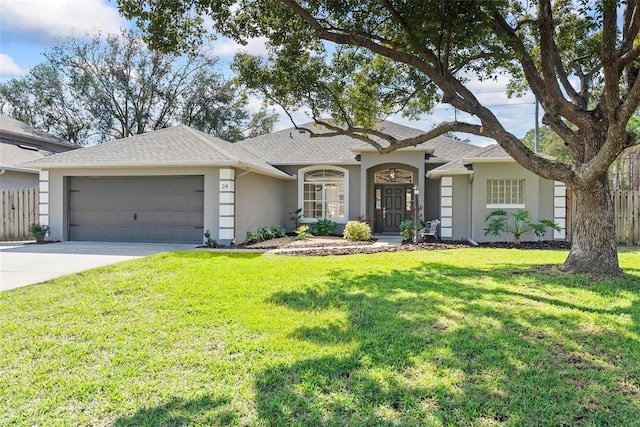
[0,170,38,189]
[471,162,555,242]
[451,175,470,240]
[235,171,287,243]
[538,177,555,221]
[424,163,445,221]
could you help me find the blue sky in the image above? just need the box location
[0,0,538,145]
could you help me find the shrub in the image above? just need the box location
[343,221,372,241]
[399,220,415,241]
[310,219,337,236]
[29,223,49,243]
[295,225,312,240]
[246,225,287,244]
[203,230,218,248]
[259,225,286,241]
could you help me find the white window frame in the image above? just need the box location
[298,165,349,224]
[486,178,525,208]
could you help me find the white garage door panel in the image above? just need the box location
[68,176,204,243]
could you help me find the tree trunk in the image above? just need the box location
[562,176,621,275]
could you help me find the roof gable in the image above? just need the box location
[24,125,292,179]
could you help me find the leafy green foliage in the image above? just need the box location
[203,230,218,248]
[343,220,372,241]
[245,225,286,244]
[1,249,639,425]
[399,219,415,241]
[310,219,337,236]
[28,223,49,243]
[295,225,312,240]
[484,209,560,243]
[529,219,562,240]
[289,208,303,229]
[521,125,571,162]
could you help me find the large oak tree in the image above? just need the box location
[119,0,640,275]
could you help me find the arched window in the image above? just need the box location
[374,168,413,183]
[299,167,348,222]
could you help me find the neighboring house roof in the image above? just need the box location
[1,115,79,173]
[0,141,56,173]
[237,121,479,165]
[23,125,293,179]
[0,114,77,148]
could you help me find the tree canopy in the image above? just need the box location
[118,0,640,275]
[0,29,277,144]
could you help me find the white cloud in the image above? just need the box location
[0,0,123,40]
[0,54,25,76]
[244,93,269,112]
[210,36,269,57]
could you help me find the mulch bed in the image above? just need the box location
[277,240,571,257]
[280,241,472,256]
[237,235,571,256]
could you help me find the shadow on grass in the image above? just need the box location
[257,262,640,426]
[114,395,234,426]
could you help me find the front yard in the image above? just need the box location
[1,248,639,426]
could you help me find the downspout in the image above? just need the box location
[467,173,479,246]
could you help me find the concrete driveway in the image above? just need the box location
[0,241,195,292]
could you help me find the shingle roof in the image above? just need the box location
[24,125,292,178]
[0,142,52,172]
[22,121,507,179]
[427,144,516,178]
[236,124,363,164]
[464,144,512,160]
[237,121,480,164]
[0,114,77,148]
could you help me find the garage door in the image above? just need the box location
[68,176,204,243]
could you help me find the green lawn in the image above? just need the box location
[1,249,639,426]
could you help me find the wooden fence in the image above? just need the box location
[1,187,38,240]
[612,190,640,245]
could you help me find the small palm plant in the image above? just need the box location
[484,209,560,244]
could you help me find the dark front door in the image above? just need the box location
[374,185,412,233]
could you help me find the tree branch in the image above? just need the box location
[620,0,640,55]
[303,120,484,154]
[602,0,621,115]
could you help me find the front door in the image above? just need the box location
[374,185,412,233]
